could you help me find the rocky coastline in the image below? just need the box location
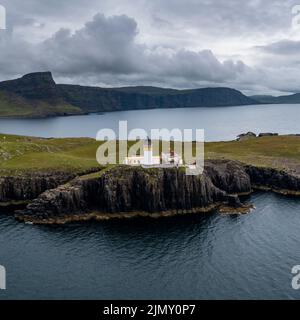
[0,168,100,210]
[0,159,294,225]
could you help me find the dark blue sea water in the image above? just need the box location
[0,104,299,141]
[1,104,300,299]
[0,192,300,300]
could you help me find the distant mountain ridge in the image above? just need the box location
[0,71,258,118]
[251,94,300,104]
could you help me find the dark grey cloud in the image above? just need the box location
[5,0,292,40]
[0,12,250,89]
[146,0,294,36]
[0,0,299,94]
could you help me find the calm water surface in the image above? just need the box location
[0,104,300,299]
[0,193,300,299]
[0,104,299,141]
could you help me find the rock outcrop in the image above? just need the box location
[0,172,76,205]
[237,132,256,141]
[258,133,279,137]
[204,160,251,194]
[245,165,300,195]
[0,169,100,204]
[16,161,253,223]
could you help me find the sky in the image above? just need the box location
[0,0,300,95]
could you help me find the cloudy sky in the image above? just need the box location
[0,0,300,95]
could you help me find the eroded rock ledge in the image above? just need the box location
[7,159,300,224]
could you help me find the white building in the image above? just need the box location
[142,138,160,165]
[123,138,160,166]
[161,151,183,165]
[123,138,183,167]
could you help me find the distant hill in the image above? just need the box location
[251,94,300,104]
[0,72,258,118]
[110,86,180,95]
[0,72,83,118]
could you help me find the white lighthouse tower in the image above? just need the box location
[143,137,153,165]
[142,137,160,166]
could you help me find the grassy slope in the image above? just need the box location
[1,134,300,176]
[205,136,300,171]
[0,134,101,175]
[0,91,83,118]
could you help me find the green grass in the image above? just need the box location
[1,134,300,176]
[0,134,101,175]
[0,91,82,118]
[205,136,300,169]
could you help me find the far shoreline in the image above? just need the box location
[0,101,294,120]
[0,103,299,142]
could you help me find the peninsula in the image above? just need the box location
[0,133,300,224]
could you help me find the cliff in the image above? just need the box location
[1,133,300,223]
[16,161,253,224]
[0,172,76,204]
[12,159,300,224]
[58,84,257,113]
[245,165,300,195]
[0,168,100,209]
[0,72,60,101]
[0,72,83,118]
[0,72,258,117]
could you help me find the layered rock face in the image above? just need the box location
[0,172,76,203]
[9,160,300,224]
[204,160,251,194]
[17,161,252,222]
[245,165,300,193]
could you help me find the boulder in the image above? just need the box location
[258,132,279,137]
[237,132,256,141]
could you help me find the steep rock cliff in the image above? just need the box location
[0,169,100,204]
[0,72,258,118]
[245,165,300,194]
[17,161,252,223]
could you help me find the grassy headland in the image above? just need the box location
[1,133,300,176]
[206,135,300,171]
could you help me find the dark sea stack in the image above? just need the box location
[16,161,253,224]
